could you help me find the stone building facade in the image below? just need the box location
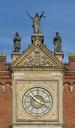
[0,32,75,128]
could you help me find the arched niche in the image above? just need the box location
[0,83,3,93]
[63,82,71,93]
[4,82,12,94]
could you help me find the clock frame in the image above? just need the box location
[22,87,53,116]
[16,80,59,122]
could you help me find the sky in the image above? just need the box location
[0,0,75,63]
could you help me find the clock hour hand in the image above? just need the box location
[29,93,44,105]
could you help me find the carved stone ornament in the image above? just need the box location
[69,85,74,93]
[12,41,64,71]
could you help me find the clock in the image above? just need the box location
[22,87,53,116]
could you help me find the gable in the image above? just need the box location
[11,40,64,71]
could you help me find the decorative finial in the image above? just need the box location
[26,11,45,34]
[53,32,62,53]
[13,32,21,52]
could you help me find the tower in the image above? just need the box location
[11,13,64,128]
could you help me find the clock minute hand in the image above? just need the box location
[29,93,44,105]
[29,93,37,100]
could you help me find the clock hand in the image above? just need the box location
[29,93,44,105]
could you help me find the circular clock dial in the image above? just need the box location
[22,87,53,116]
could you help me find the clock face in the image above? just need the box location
[22,87,53,116]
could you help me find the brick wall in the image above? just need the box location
[0,56,12,128]
[63,55,75,128]
[63,82,75,128]
[0,88,12,128]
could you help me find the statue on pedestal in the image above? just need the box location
[27,11,45,34]
[53,32,62,52]
[13,32,21,52]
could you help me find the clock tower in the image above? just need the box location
[11,13,64,128]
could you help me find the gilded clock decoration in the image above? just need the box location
[22,87,53,116]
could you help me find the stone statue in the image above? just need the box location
[13,32,21,52]
[53,32,62,52]
[27,11,45,34]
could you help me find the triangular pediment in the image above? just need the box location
[11,40,64,71]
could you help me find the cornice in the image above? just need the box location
[0,71,11,74]
[12,66,64,73]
